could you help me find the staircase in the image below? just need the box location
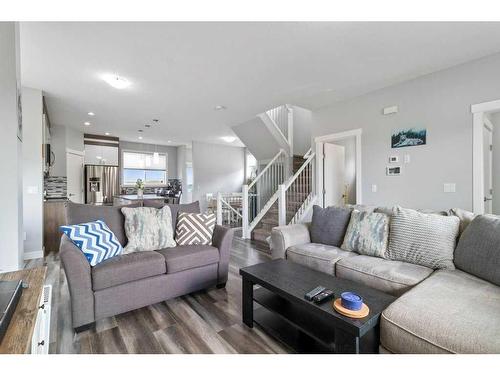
[227,104,317,250]
[251,155,309,244]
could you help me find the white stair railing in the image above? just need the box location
[242,149,288,238]
[214,192,243,228]
[278,151,316,226]
[260,104,293,157]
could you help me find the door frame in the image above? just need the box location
[66,148,85,203]
[471,99,500,214]
[314,128,362,207]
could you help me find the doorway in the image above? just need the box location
[472,99,500,214]
[315,129,362,207]
[66,149,84,203]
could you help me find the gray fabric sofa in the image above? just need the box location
[270,210,500,354]
[60,201,234,332]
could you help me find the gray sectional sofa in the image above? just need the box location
[60,201,234,332]
[270,206,500,354]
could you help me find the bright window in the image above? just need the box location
[122,151,167,186]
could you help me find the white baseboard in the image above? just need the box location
[24,250,44,260]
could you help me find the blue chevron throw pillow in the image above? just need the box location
[60,220,123,266]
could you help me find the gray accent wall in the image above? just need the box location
[192,141,245,211]
[312,52,500,211]
[49,124,84,176]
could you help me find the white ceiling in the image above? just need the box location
[20,22,500,146]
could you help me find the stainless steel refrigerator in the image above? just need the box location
[84,165,120,205]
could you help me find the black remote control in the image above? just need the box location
[312,290,335,304]
[304,286,326,301]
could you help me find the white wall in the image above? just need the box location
[22,87,44,259]
[192,141,245,211]
[312,52,500,211]
[0,22,23,272]
[291,105,312,156]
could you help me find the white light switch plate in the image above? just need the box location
[404,154,411,163]
[444,183,456,193]
[27,186,39,194]
[371,184,377,193]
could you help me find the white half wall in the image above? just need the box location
[22,87,44,259]
[312,52,500,211]
[0,22,23,272]
[192,141,245,211]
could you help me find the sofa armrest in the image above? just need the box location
[59,235,95,328]
[270,223,311,260]
[212,225,234,284]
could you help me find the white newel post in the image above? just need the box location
[242,185,249,238]
[216,192,223,226]
[278,184,286,226]
[287,105,293,158]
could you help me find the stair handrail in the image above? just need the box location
[247,149,286,190]
[303,147,313,159]
[278,151,316,226]
[284,151,316,190]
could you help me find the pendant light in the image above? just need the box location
[153,143,160,165]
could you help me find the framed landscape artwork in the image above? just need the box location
[391,127,426,148]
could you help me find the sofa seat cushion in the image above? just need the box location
[156,245,220,274]
[286,243,357,275]
[336,255,433,296]
[381,269,500,353]
[92,251,166,291]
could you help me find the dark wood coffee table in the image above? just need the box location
[239,259,396,354]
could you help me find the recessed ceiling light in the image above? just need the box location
[167,140,172,143]
[105,132,110,136]
[138,136,143,140]
[102,74,131,89]
[221,136,236,143]
[96,156,102,160]
[84,122,91,126]
[88,112,95,116]
[214,105,227,111]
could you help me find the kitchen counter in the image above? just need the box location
[115,194,166,201]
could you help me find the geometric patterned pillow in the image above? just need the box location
[175,212,216,246]
[59,220,123,266]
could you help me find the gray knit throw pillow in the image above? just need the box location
[387,206,459,269]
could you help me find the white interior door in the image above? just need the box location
[483,123,493,214]
[67,151,84,203]
[323,142,345,207]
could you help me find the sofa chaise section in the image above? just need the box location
[380,269,500,353]
[336,255,434,296]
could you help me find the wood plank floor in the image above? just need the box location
[24,236,291,354]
